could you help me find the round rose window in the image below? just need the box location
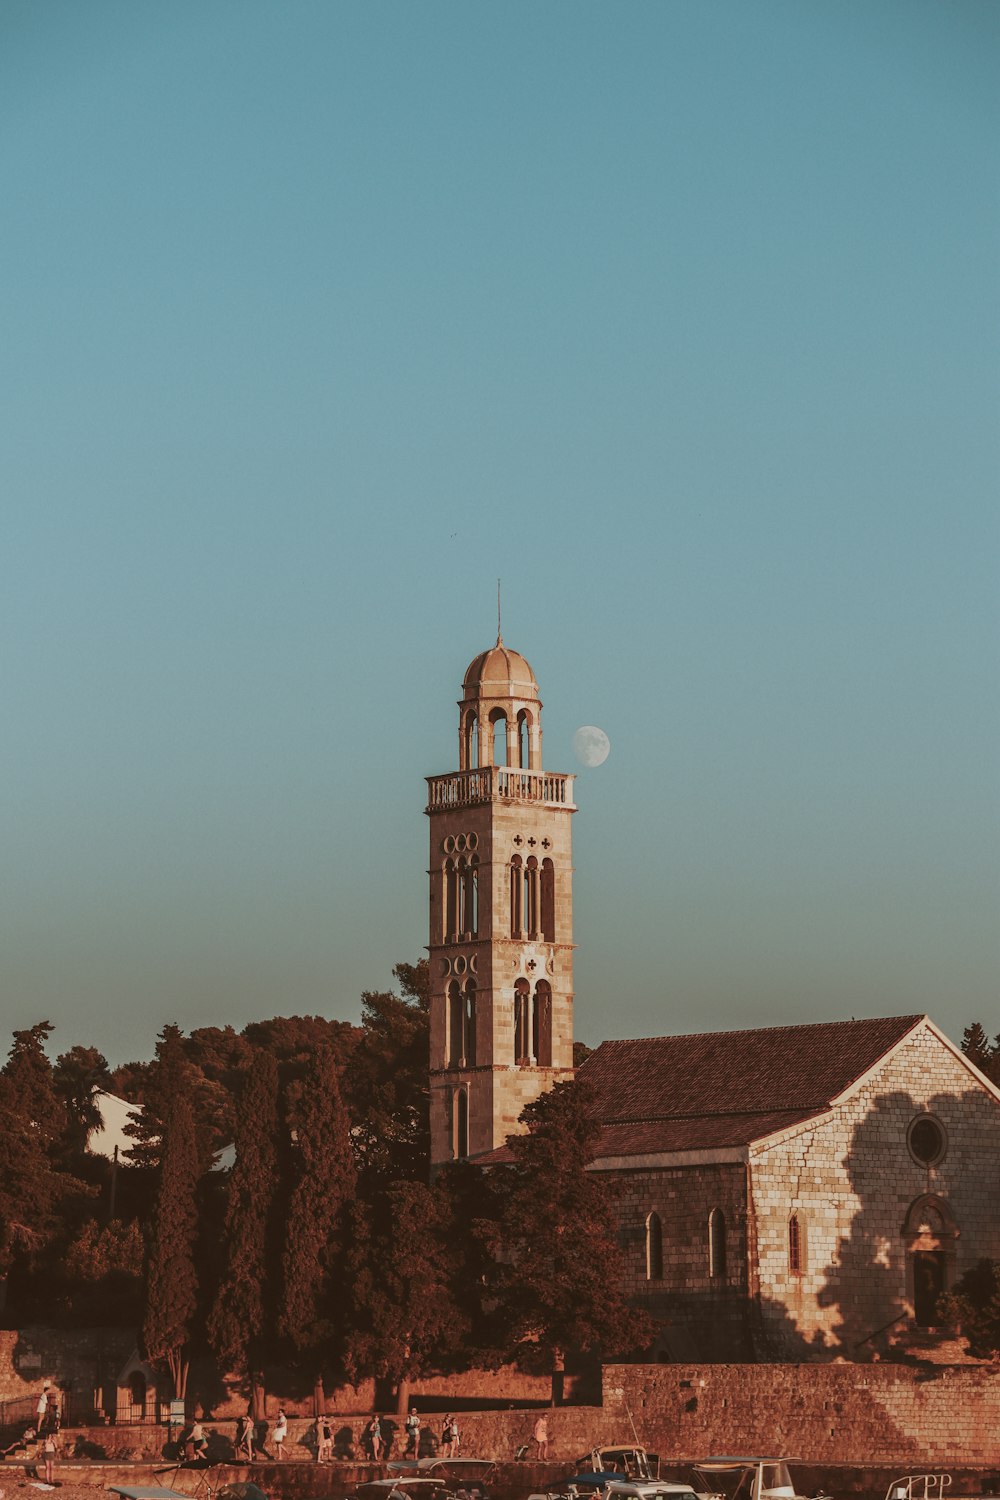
[907,1114,946,1166]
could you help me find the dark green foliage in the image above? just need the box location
[278,1045,356,1361]
[961,1022,1000,1084]
[345,1178,465,1389]
[53,1045,111,1157]
[487,1077,652,1381]
[142,1027,201,1398]
[0,1023,87,1281]
[938,1259,1000,1356]
[208,1049,281,1372]
[346,960,430,1184]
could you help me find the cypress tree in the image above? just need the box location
[142,1027,200,1400]
[278,1044,356,1378]
[208,1049,280,1409]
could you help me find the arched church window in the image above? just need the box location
[457,857,468,935]
[465,856,479,937]
[540,857,555,941]
[463,980,477,1068]
[524,856,538,938]
[445,860,458,943]
[448,981,463,1068]
[510,855,523,937]
[646,1212,663,1281]
[456,1089,469,1160]
[516,708,531,768]
[788,1213,804,1275]
[709,1208,727,1279]
[532,980,552,1067]
[514,979,531,1064]
[490,708,508,767]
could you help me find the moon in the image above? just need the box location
[573,725,611,767]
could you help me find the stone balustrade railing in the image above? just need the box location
[426,766,575,811]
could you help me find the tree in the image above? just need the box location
[142,1027,200,1399]
[961,1021,999,1085]
[938,1259,1000,1357]
[487,1077,652,1401]
[346,960,430,1184]
[278,1044,356,1390]
[0,1024,86,1291]
[345,1178,466,1412]
[208,1049,281,1412]
[53,1045,111,1157]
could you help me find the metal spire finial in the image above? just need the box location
[497,578,502,645]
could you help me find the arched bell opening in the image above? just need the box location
[516,708,532,769]
[532,979,552,1067]
[513,978,531,1064]
[489,707,508,766]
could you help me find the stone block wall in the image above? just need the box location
[605,1361,1000,1465]
[749,1026,1000,1356]
[612,1163,752,1361]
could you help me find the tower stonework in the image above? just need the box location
[426,638,575,1172]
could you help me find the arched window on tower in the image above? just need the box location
[457,857,468,935]
[510,855,523,937]
[646,1212,663,1281]
[532,980,552,1066]
[456,1089,469,1159]
[540,857,555,941]
[463,711,478,771]
[788,1213,804,1275]
[524,856,538,938]
[465,856,479,937]
[448,980,463,1068]
[709,1208,727,1280]
[516,709,531,769]
[463,980,477,1068]
[514,979,531,1064]
[490,709,508,766]
[445,860,458,942]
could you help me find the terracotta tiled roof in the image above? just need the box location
[577,1014,925,1155]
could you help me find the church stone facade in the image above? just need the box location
[426,638,1000,1359]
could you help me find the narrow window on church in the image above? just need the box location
[467,856,479,937]
[646,1212,663,1281]
[514,979,530,1064]
[463,981,477,1068]
[490,709,508,766]
[533,980,552,1066]
[525,856,538,937]
[540,857,555,941]
[457,857,468,935]
[709,1208,727,1279]
[517,709,531,768]
[448,981,463,1068]
[788,1213,804,1275]
[510,855,523,937]
[445,860,458,942]
[456,1089,469,1159]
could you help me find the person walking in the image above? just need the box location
[532,1414,548,1461]
[404,1408,421,1459]
[190,1420,207,1461]
[236,1413,255,1462]
[447,1416,460,1458]
[440,1416,453,1459]
[365,1415,382,1462]
[36,1388,49,1434]
[317,1417,333,1463]
[272,1408,288,1460]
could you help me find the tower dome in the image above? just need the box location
[462,639,538,698]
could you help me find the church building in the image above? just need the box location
[426,637,1000,1361]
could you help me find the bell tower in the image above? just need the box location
[426,635,576,1171]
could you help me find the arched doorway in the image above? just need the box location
[903,1195,958,1328]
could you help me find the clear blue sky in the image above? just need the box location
[2,0,997,1066]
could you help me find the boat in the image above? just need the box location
[693,1457,813,1500]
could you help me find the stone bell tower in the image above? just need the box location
[426,634,576,1171]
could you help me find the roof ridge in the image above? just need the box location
[588,1014,926,1048]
